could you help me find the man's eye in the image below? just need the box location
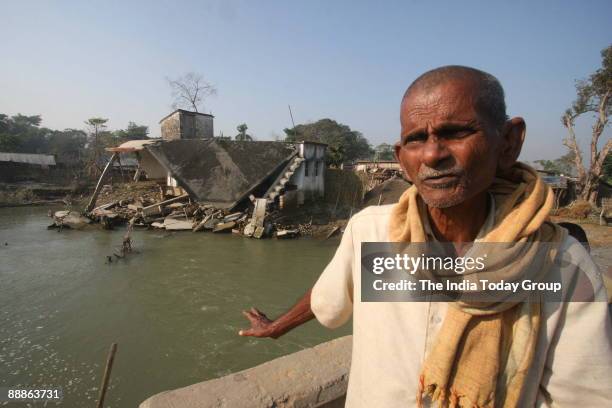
[403,133,427,144]
[440,128,475,139]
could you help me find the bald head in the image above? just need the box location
[403,65,508,130]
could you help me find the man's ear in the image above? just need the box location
[497,117,526,172]
[394,142,413,183]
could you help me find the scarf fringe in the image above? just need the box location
[418,375,486,408]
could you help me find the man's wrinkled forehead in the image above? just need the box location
[400,81,480,131]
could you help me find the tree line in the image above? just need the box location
[0,114,149,177]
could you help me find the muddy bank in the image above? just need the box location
[0,182,91,207]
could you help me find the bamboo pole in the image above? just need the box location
[96,343,118,408]
[85,153,118,213]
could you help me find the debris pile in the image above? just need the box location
[79,183,326,239]
[363,167,403,192]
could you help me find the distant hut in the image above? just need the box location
[159,109,214,140]
[0,152,56,183]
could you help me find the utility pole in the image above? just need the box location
[288,105,296,128]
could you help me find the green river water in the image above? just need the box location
[0,206,350,407]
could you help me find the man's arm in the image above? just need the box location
[239,216,356,339]
[238,288,314,339]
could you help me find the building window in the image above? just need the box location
[314,160,320,177]
[304,161,310,177]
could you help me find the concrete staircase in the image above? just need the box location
[264,155,304,203]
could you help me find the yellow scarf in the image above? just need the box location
[389,163,566,407]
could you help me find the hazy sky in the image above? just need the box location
[1,0,610,161]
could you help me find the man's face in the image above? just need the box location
[395,81,502,208]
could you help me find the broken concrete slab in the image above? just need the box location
[92,201,119,213]
[142,194,189,217]
[245,198,267,237]
[223,212,243,222]
[53,211,92,230]
[163,217,194,230]
[92,208,119,218]
[203,216,221,230]
[213,221,236,233]
[276,229,299,239]
[253,226,265,239]
[144,139,296,209]
[167,202,185,209]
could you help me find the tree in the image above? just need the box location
[284,118,373,166]
[0,114,47,153]
[534,151,577,176]
[235,123,253,141]
[113,122,149,142]
[0,133,20,151]
[374,143,395,161]
[167,72,217,113]
[84,117,109,177]
[46,129,87,165]
[561,44,612,204]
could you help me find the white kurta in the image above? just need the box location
[311,204,612,407]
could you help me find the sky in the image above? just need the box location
[1,0,610,162]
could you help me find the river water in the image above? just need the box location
[0,207,350,407]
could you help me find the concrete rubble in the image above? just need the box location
[81,189,322,239]
[49,210,92,230]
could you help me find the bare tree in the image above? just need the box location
[166,72,217,113]
[561,45,611,204]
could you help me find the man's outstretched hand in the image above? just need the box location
[238,289,315,340]
[239,307,279,338]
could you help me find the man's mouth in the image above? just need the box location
[420,174,461,188]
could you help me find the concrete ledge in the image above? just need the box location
[139,336,352,408]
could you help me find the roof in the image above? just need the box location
[106,139,159,153]
[159,109,214,123]
[0,152,56,166]
[145,139,297,208]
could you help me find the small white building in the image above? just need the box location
[159,109,214,140]
[288,141,326,199]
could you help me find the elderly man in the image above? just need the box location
[240,66,611,407]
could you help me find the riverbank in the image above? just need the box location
[0,181,90,207]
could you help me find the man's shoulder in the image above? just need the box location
[344,205,395,242]
[555,234,608,302]
[349,204,395,224]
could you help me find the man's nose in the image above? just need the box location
[420,136,451,168]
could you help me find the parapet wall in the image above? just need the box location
[139,336,352,408]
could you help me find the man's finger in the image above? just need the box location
[239,328,252,336]
[242,310,257,320]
